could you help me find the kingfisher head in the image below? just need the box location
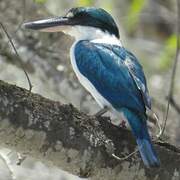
[23,7,119,40]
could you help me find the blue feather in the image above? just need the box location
[122,108,160,167]
[74,40,160,167]
[75,41,146,112]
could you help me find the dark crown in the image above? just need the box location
[65,7,119,38]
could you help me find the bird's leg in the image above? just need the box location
[94,106,109,117]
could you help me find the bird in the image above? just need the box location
[23,7,160,167]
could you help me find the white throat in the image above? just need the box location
[62,25,122,46]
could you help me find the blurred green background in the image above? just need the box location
[0,0,179,145]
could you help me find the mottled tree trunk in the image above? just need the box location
[0,80,179,180]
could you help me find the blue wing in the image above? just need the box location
[124,50,151,109]
[74,41,160,167]
[74,40,151,113]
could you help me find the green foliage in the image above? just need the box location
[34,0,47,4]
[76,0,113,13]
[126,0,146,33]
[100,1,113,13]
[158,35,177,71]
[77,0,95,6]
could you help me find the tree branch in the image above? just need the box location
[161,0,180,136]
[0,80,180,179]
[169,96,180,114]
[0,22,33,92]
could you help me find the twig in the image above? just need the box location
[112,148,139,161]
[14,0,27,34]
[0,22,33,92]
[0,151,16,180]
[2,0,26,51]
[169,96,180,114]
[160,0,180,138]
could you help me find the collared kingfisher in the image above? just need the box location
[23,7,160,167]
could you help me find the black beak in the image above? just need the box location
[23,17,73,32]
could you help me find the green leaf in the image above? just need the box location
[34,0,47,4]
[158,35,177,71]
[100,0,113,13]
[126,0,146,33]
[77,0,95,6]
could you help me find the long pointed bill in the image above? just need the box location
[23,17,73,32]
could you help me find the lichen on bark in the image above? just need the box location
[0,80,180,180]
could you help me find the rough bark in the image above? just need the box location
[0,80,179,180]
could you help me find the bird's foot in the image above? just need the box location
[153,112,162,139]
[119,120,127,128]
[112,148,139,161]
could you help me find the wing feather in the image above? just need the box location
[74,40,151,113]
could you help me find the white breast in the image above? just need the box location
[70,41,111,109]
[68,26,123,114]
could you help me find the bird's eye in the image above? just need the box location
[66,12,74,18]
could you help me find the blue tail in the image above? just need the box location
[123,109,160,168]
